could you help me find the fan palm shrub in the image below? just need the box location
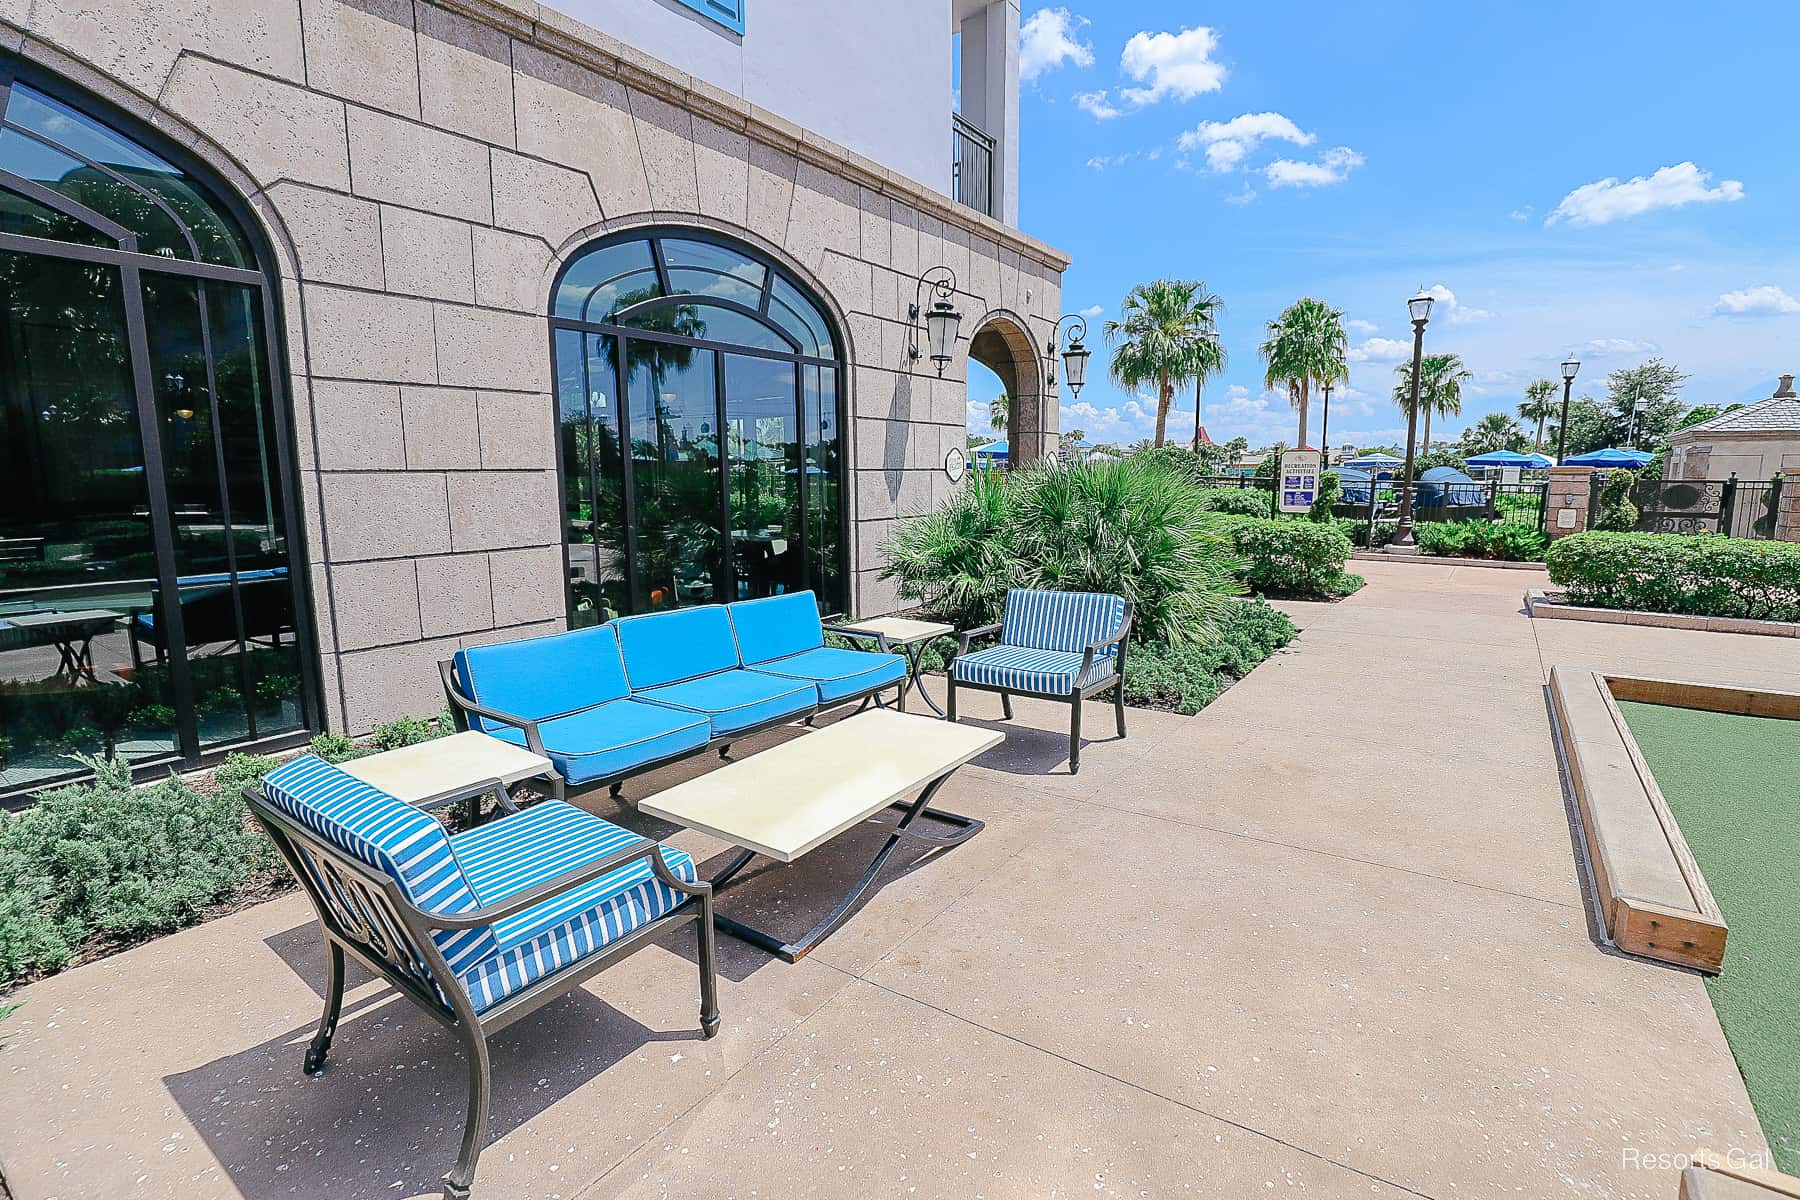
[878,464,1013,628]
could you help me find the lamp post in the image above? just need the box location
[1391,289,1435,547]
[1319,379,1333,463]
[1193,327,1220,453]
[1629,396,1648,448]
[1554,354,1580,463]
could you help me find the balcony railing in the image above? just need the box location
[952,113,995,217]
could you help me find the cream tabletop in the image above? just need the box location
[640,709,1001,862]
[340,730,554,805]
[837,615,955,646]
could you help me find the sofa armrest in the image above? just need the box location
[822,624,891,654]
[439,661,548,757]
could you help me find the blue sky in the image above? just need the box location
[964,3,1800,450]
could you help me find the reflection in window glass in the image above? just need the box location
[725,355,800,600]
[553,239,658,320]
[557,330,628,627]
[623,301,789,352]
[627,341,722,610]
[770,275,833,358]
[0,184,114,246]
[803,366,842,611]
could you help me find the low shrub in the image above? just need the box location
[1213,516,1358,598]
[1546,532,1800,621]
[1121,598,1297,714]
[1332,516,1396,548]
[0,754,278,987]
[308,731,358,763]
[1194,486,1272,517]
[1308,471,1344,521]
[1414,520,1547,562]
[370,711,448,751]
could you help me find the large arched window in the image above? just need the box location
[550,229,846,624]
[0,57,315,799]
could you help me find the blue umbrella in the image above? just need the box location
[1465,449,1538,469]
[972,438,1008,461]
[1562,447,1653,468]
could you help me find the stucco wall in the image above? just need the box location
[2,0,1065,733]
[1670,437,1800,481]
[546,0,951,195]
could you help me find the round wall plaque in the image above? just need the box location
[944,445,968,483]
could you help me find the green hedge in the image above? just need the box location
[1193,487,1272,518]
[1214,516,1360,597]
[1545,532,1800,621]
[1415,520,1547,562]
[1122,599,1296,713]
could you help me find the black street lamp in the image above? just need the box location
[1391,289,1435,547]
[1554,354,1580,463]
[1319,379,1333,462]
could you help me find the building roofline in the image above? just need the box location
[436,0,1073,273]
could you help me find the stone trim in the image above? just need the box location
[431,0,1071,273]
[1525,590,1800,638]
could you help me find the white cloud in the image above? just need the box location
[1020,8,1094,81]
[1079,304,1103,318]
[1118,26,1226,106]
[1423,283,1495,325]
[1084,151,1136,171]
[1075,90,1124,120]
[1345,318,1378,335]
[1583,337,1661,355]
[1712,285,1800,317]
[1546,162,1744,227]
[1508,206,1534,222]
[1177,111,1314,173]
[1347,336,1411,364]
[1264,146,1364,188]
[1222,187,1257,206]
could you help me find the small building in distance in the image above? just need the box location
[1668,374,1800,480]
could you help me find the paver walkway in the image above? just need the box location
[0,559,1786,1200]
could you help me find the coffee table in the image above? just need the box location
[640,708,1002,961]
[837,615,956,715]
[339,730,559,823]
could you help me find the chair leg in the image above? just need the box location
[718,744,732,760]
[609,781,623,800]
[1114,680,1127,740]
[696,905,720,1039]
[946,679,959,723]
[303,942,344,1076]
[1000,691,1013,721]
[441,1027,493,1200]
[1069,694,1083,775]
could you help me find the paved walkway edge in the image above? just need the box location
[1526,590,1800,638]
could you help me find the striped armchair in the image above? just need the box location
[248,755,718,1200]
[946,588,1135,774]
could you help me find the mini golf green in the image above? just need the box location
[1615,700,1800,1172]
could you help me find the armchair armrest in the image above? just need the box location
[822,623,891,654]
[1077,603,1136,683]
[955,622,1003,655]
[427,834,706,929]
[438,660,547,757]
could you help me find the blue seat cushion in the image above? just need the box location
[750,645,906,704]
[448,801,697,1013]
[260,754,495,974]
[484,698,710,785]
[951,645,1117,695]
[638,669,814,736]
[615,605,742,690]
[1000,588,1128,657]
[727,590,823,665]
[453,625,632,733]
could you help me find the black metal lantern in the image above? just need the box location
[1047,313,1091,396]
[909,266,961,375]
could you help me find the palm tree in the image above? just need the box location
[989,393,1008,435]
[1518,379,1557,452]
[1392,353,1471,462]
[1259,297,1348,450]
[1460,411,1527,455]
[1105,279,1217,448]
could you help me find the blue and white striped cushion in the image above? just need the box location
[1000,589,1127,656]
[260,755,494,974]
[448,801,697,1013]
[951,644,1116,695]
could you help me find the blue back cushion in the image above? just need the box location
[727,591,823,665]
[615,605,741,690]
[261,755,479,915]
[453,625,630,729]
[1001,589,1128,656]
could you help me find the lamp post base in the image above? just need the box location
[1383,542,1422,556]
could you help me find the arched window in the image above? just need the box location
[0,57,315,799]
[550,229,846,623]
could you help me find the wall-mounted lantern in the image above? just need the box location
[1046,313,1091,396]
[907,265,961,374]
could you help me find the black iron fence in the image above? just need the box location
[952,113,995,217]
[1626,473,1783,540]
[1189,472,1548,544]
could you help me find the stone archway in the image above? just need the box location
[967,311,1050,466]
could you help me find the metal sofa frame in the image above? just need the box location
[943,601,1135,775]
[437,624,904,801]
[245,781,718,1200]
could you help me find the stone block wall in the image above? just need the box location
[1545,467,1594,540]
[4,0,1068,731]
[1776,468,1800,544]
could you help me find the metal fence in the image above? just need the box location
[1627,473,1783,540]
[1190,472,1549,544]
[952,113,995,217]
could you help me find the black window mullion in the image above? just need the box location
[257,282,322,734]
[648,237,672,296]
[796,364,809,601]
[619,335,641,610]
[120,260,200,764]
[714,347,731,604]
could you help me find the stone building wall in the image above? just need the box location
[2,0,1068,731]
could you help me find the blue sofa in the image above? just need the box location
[442,591,906,797]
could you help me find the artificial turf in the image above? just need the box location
[1615,700,1800,1172]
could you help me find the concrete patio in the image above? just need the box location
[0,560,1788,1200]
